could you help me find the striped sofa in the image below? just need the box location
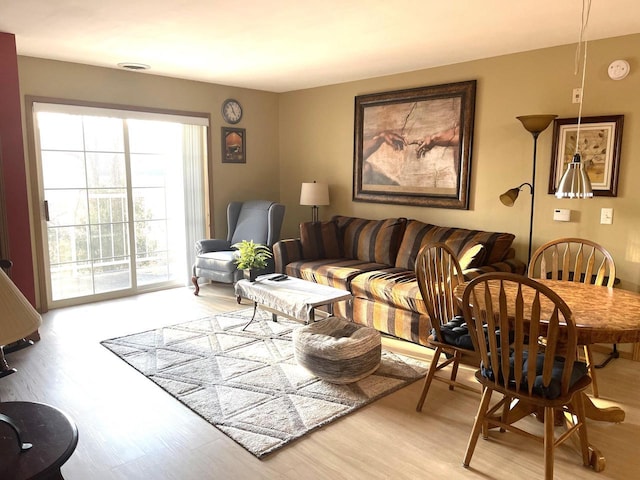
[273,215,525,347]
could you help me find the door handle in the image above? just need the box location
[44,200,50,221]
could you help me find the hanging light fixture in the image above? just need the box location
[555,0,594,199]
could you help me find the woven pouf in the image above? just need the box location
[292,317,381,384]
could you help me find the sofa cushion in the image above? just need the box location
[333,216,406,266]
[285,258,389,291]
[300,220,343,259]
[395,219,515,270]
[342,296,431,347]
[463,258,527,280]
[349,268,427,315]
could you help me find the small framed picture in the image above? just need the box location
[548,115,624,197]
[221,127,246,164]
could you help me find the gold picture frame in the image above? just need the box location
[353,80,476,209]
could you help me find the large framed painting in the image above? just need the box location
[353,80,476,209]
[548,115,624,197]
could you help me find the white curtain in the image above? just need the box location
[182,124,207,285]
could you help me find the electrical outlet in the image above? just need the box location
[572,88,582,104]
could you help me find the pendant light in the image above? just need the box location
[555,0,594,199]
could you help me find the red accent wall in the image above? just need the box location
[0,32,36,305]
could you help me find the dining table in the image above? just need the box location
[453,278,640,472]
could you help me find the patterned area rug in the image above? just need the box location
[101,309,427,458]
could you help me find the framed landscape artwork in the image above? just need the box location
[221,127,246,164]
[548,115,624,197]
[353,80,476,209]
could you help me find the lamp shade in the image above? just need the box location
[556,153,594,199]
[300,182,329,206]
[499,188,520,207]
[516,115,557,134]
[0,268,42,346]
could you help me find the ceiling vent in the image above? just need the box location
[117,62,150,71]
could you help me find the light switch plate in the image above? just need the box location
[600,208,613,225]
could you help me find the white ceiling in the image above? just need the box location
[1,1,639,93]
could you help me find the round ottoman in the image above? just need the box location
[292,317,381,384]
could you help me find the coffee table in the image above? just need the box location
[234,274,352,330]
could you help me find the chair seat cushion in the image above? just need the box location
[437,317,509,351]
[481,350,589,399]
[437,315,474,350]
[195,251,238,273]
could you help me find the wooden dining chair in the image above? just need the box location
[461,273,593,480]
[415,243,480,412]
[528,237,616,397]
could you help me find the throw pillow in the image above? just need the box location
[300,220,343,260]
[458,243,486,270]
[339,216,406,265]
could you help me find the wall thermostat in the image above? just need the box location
[608,60,630,80]
[553,208,571,222]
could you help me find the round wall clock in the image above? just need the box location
[222,98,243,124]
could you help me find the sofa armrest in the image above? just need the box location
[463,258,527,281]
[195,239,232,255]
[273,238,303,273]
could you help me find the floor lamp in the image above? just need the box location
[500,115,557,265]
[0,266,43,450]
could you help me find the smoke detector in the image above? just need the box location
[607,60,630,80]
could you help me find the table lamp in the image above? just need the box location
[300,181,329,223]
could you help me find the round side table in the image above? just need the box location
[0,401,78,479]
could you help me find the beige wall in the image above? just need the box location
[279,34,640,291]
[16,56,280,240]
[14,35,640,293]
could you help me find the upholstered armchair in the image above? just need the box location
[191,200,285,295]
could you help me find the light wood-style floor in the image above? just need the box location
[2,283,639,479]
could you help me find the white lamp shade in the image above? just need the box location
[300,182,329,206]
[0,268,42,346]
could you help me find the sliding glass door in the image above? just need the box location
[33,103,207,307]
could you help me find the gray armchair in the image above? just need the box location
[191,200,285,295]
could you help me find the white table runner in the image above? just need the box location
[234,275,352,322]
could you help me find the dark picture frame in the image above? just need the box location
[221,127,246,164]
[548,115,624,197]
[353,80,476,209]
